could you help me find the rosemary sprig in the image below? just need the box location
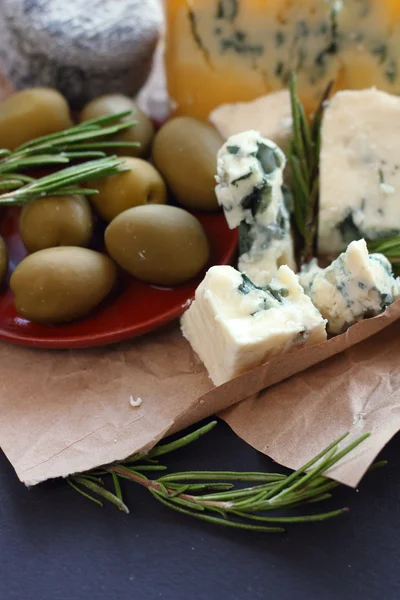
[67,421,382,533]
[368,237,400,276]
[288,74,333,264]
[0,158,127,205]
[0,111,138,205]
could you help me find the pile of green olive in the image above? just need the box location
[0,88,224,324]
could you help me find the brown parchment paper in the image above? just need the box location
[222,319,400,488]
[1,40,400,489]
[0,300,398,486]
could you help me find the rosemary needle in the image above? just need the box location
[67,421,383,534]
[0,157,127,205]
[288,74,332,264]
[368,237,400,276]
[0,111,138,205]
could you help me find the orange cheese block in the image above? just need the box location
[336,0,400,91]
[165,0,400,120]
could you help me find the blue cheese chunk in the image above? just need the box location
[181,264,327,386]
[319,88,400,254]
[299,239,400,335]
[215,130,295,285]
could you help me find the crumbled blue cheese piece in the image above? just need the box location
[299,239,400,335]
[209,90,293,155]
[319,88,400,254]
[129,396,142,408]
[181,264,327,386]
[215,130,295,285]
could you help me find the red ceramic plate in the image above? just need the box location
[0,208,237,349]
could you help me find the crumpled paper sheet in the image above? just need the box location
[222,318,400,488]
[0,301,398,486]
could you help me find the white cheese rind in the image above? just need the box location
[181,264,327,386]
[209,90,293,154]
[215,130,295,285]
[299,239,400,334]
[319,88,400,254]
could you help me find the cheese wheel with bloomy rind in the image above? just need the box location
[0,0,163,108]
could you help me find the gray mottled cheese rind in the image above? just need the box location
[215,130,295,285]
[299,239,400,335]
[319,88,400,254]
[209,90,293,155]
[0,0,162,108]
[181,264,327,386]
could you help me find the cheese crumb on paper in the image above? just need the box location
[129,396,143,408]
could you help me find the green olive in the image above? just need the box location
[80,95,154,158]
[105,205,210,286]
[152,117,223,212]
[10,247,116,324]
[19,195,93,253]
[0,235,8,284]
[0,88,72,150]
[91,157,167,222]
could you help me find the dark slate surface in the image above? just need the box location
[1,418,399,600]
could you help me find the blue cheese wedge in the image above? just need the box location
[319,88,400,254]
[215,130,295,285]
[181,264,327,386]
[166,0,343,120]
[167,1,400,122]
[299,239,400,335]
[209,90,293,155]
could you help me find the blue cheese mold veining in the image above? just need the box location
[181,264,327,386]
[319,88,400,254]
[299,239,400,334]
[215,130,295,286]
